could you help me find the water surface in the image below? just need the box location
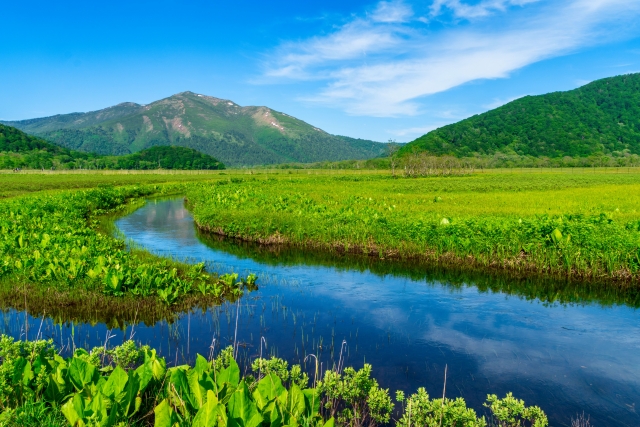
[4,198,639,426]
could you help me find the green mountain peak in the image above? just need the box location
[399,73,640,159]
[2,93,384,166]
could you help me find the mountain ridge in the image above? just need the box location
[2,92,386,166]
[399,73,640,159]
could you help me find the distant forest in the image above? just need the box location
[0,124,225,170]
[400,73,640,160]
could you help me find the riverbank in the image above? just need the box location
[1,174,636,425]
[0,183,255,324]
[186,171,640,287]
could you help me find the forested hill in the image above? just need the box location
[400,73,640,158]
[2,92,386,166]
[114,146,224,170]
[0,123,69,154]
[0,124,224,170]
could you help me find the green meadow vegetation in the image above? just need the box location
[186,170,640,285]
[0,336,549,427]
[0,169,635,426]
[0,179,257,325]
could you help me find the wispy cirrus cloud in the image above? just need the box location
[429,0,540,20]
[262,0,640,117]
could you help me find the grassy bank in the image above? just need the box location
[186,171,640,286]
[0,182,257,324]
[0,171,229,198]
[197,230,640,308]
[0,336,548,427]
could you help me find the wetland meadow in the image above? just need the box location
[1,169,639,427]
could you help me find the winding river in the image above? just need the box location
[3,198,639,426]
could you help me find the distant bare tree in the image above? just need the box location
[387,139,400,177]
[401,152,473,177]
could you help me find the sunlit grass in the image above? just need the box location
[186,171,640,283]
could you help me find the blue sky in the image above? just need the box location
[2,0,640,142]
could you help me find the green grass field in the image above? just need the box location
[186,170,640,284]
[0,169,631,426]
[3,168,640,286]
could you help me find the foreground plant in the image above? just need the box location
[0,185,257,308]
[0,335,550,427]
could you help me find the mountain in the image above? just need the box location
[0,123,224,170]
[399,73,640,158]
[2,92,386,166]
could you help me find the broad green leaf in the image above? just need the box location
[101,402,118,427]
[192,390,224,427]
[120,371,141,417]
[69,357,97,391]
[134,361,153,393]
[200,372,217,393]
[147,349,167,380]
[286,384,306,423]
[44,374,66,403]
[89,391,108,418]
[12,357,34,386]
[216,358,240,389]
[323,417,335,427]
[101,365,129,400]
[61,393,84,427]
[188,369,206,410]
[253,373,285,409]
[167,367,191,412]
[264,400,283,427]
[217,382,235,404]
[154,399,178,427]
[227,381,263,427]
[32,352,50,376]
[303,388,320,417]
[195,354,210,375]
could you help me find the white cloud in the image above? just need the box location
[263,0,640,117]
[370,1,414,22]
[266,28,402,80]
[429,0,541,20]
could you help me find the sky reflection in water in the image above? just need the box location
[3,198,638,427]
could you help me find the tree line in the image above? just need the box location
[0,124,225,170]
